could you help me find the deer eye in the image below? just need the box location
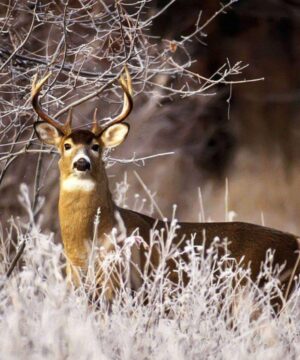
[64,143,72,150]
[91,144,100,152]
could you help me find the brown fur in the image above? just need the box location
[65,130,95,145]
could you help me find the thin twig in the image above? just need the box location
[6,240,26,278]
[0,1,38,72]
[133,170,164,220]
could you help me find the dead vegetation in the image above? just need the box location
[1,1,300,358]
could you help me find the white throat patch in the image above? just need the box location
[62,176,96,192]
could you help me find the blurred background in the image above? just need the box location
[1,0,300,240]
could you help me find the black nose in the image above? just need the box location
[74,158,91,172]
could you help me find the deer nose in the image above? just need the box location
[73,158,91,172]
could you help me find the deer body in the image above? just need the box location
[59,172,300,298]
[31,70,300,302]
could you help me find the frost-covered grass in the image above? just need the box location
[0,186,300,359]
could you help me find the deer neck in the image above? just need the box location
[58,172,115,267]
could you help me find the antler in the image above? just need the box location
[92,66,133,135]
[104,66,133,127]
[31,73,72,135]
[32,67,132,136]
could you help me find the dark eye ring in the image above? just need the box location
[91,144,100,152]
[64,143,71,150]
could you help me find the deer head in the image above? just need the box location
[32,68,133,184]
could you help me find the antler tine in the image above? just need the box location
[92,108,103,135]
[106,66,133,127]
[63,107,73,135]
[31,72,67,135]
[123,65,133,96]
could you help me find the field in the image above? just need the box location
[1,1,300,358]
[0,184,299,360]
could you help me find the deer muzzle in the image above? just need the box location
[73,157,91,172]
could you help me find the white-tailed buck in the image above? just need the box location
[32,69,300,305]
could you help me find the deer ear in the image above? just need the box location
[34,121,63,146]
[100,123,129,148]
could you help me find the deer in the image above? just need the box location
[31,68,300,307]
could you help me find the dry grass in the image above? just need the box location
[0,184,299,360]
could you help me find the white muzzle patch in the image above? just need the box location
[72,152,91,171]
[62,151,95,192]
